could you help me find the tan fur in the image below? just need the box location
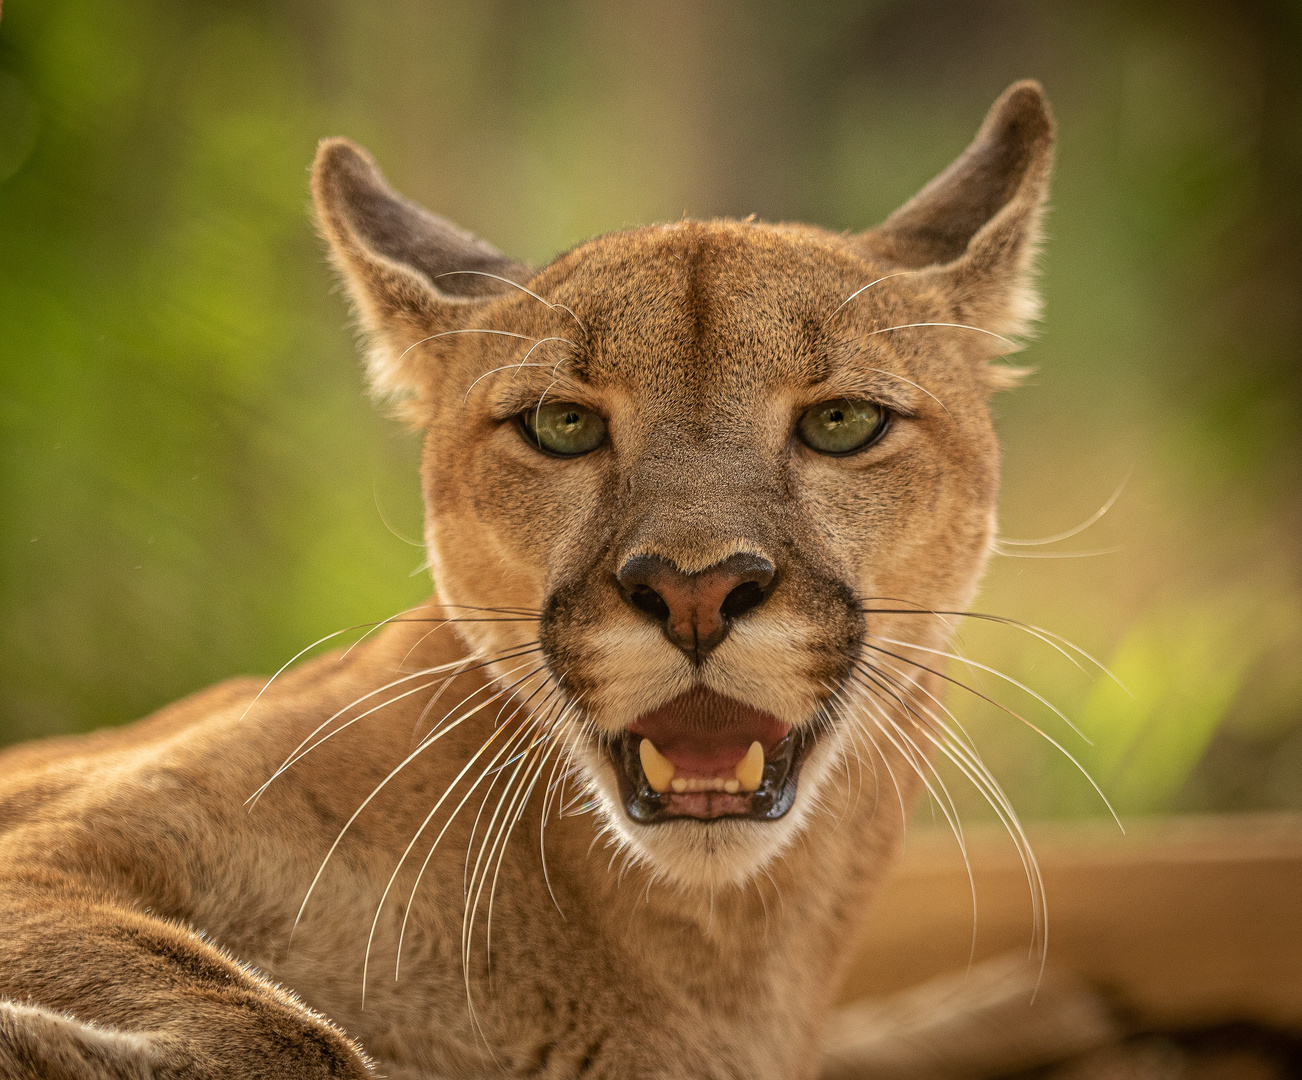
[0,82,1053,1078]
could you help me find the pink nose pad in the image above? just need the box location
[616,552,775,660]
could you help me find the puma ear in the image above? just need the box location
[860,81,1055,356]
[311,137,530,399]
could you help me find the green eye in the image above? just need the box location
[519,401,607,457]
[797,398,888,455]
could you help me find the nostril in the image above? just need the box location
[615,551,774,656]
[720,580,766,621]
[627,584,671,623]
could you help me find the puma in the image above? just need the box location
[0,81,1053,1078]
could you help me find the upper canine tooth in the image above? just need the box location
[735,741,764,792]
[639,738,676,794]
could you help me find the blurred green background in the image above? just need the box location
[1,0,1299,822]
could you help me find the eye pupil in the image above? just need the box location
[797,398,887,455]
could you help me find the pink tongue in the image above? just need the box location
[628,688,790,777]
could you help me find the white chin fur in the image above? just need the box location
[573,729,846,891]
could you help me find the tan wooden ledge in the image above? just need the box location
[837,812,1302,1030]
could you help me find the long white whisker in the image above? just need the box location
[250,644,542,805]
[538,690,586,919]
[848,673,968,854]
[828,680,880,822]
[864,367,950,415]
[372,483,424,548]
[251,664,464,807]
[537,731,576,915]
[462,711,556,1001]
[841,680,909,828]
[860,640,1121,829]
[860,600,1127,689]
[293,661,547,941]
[367,673,555,998]
[410,658,482,747]
[514,335,575,370]
[849,684,970,940]
[999,469,1131,546]
[462,363,549,400]
[434,270,586,335]
[993,546,1122,559]
[461,335,576,402]
[531,373,565,431]
[847,670,986,967]
[858,662,1049,975]
[396,612,538,678]
[394,327,533,368]
[864,667,1046,969]
[394,676,561,981]
[870,655,981,759]
[556,718,598,817]
[866,321,1017,347]
[818,680,868,825]
[467,708,560,938]
[462,684,565,892]
[868,634,1088,742]
[407,651,495,738]
[484,706,576,962]
[822,271,918,325]
[459,699,577,1044]
[235,607,425,732]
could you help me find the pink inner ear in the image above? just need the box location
[628,688,790,777]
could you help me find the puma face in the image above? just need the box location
[313,82,1054,889]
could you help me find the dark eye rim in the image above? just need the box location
[795,399,893,457]
[515,403,608,458]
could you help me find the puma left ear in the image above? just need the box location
[311,137,531,399]
[861,80,1055,355]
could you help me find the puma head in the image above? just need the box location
[312,81,1054,889]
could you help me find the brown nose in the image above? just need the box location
[616,552,775,660]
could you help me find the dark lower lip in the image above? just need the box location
[607,728,814,824]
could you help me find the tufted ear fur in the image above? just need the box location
[860,81,1055,364]
[311,137,531,400]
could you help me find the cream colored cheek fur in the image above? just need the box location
[575,618,828,733]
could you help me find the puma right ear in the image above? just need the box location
[311,138,530,399]
[861,81,1055,355]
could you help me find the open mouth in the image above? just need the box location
[607,687,815,824]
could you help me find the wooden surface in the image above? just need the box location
[838,813,1302,1029]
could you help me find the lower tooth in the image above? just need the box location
[665,777,743,795]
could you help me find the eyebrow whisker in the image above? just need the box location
[461,334,576,402]
[394,328,534,368]
[823,271,919,325]
[435,270,587,335]
[866,322,1017,348]
[863,367,950,415]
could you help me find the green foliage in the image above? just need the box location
[1079,603,1262,814]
